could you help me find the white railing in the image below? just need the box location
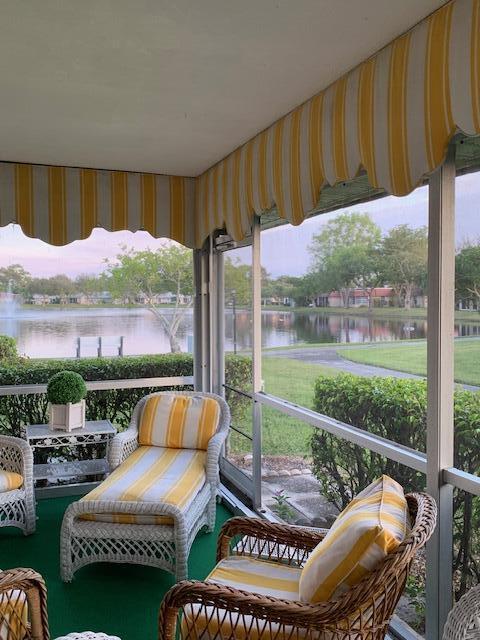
[0,376,194,397]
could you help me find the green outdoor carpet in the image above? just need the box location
[0,496,232,640]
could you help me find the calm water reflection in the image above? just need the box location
[1,307,480,358]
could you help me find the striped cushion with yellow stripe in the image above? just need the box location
[138,394,220,450]
[182,556,302,639]
[0,471,23,493]
[79,446,206,525]
[299,475,410,603]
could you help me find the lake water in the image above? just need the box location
[1,306,479,358]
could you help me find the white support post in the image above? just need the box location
[211,247,225,397]
[193,246,211,392]
[252,216,262,509]
[425,148,455,639]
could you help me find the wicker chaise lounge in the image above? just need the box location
[0,436,36,535]
[60,391,230,583]
[159,492,437,640]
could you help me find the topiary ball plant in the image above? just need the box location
[47,370,87,405]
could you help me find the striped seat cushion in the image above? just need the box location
[0,472,23,494]
[0,588,28,640]
[182,556,302,639]
[299,475,410,603]
[79,446,206,525]
[138,394,220,450]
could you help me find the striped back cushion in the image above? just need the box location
[138,394,220,450]
[299,475,410,603]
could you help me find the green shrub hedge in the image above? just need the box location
[0,353,250,436]
[311,373,480,597]
[0,335,18,363]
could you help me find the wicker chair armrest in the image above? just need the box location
[108,428,138,469]
[0,568,50,640]
[0,435,33,478]
[159,579,356,638]
[216,516,328,562]
[206,429,228,485]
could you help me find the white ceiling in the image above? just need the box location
[0,0,446,176]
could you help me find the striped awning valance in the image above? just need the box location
[1,0,479,249]
[0,163,196,247]
[195,0,480,246]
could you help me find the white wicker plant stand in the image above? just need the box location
[0,435,35,534]
[443,584,480,639]
[54,633,121,639]
[60,391,230,583]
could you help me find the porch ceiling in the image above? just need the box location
[0,0,445,176]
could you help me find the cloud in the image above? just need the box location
[0,226,172,277]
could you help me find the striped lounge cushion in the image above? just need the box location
[0,588,28,640]
[182,556,302,639]
[138,394,220,450]
[0,471,23,493]
[299,475,410,603]
[79,446,206,525]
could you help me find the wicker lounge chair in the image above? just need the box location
[60,391,230,583]
[0,568,49,640]
[0,436,35,535]
[158,492,437,640]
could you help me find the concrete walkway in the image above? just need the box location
[265,345,479,391]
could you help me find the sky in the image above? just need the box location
[0,172,479,279]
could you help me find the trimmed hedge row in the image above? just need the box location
[0,354,251,436]
[311,373,480,598]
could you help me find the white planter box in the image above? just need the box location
[48,400,86,432]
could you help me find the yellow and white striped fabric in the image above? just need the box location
[195,0,480,246]
[0,472,23,494]
[2,0,480,249]
[299,475,409,604]
[0,163,195,247]
[182,556,302,640]
[79,446,206,525]
[138,394,220,450]
[0,589,28,640]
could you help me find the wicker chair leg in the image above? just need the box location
[25,494,37,535]
[60,517,74,582]
[206,492,216,533]
[175,551,188,582]
[158,600,178,640]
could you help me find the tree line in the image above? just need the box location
[2,216,480,314]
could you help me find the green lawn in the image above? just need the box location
[230,357,337,457]
[341,338,480,387]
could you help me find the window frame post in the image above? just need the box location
[252,215,263,509]
[425,147,456,639]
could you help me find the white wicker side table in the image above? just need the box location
[54,633,121,640]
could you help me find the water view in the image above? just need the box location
[1,306,480,359]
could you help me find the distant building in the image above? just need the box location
[262,296,294,307]
[314,287,427,309]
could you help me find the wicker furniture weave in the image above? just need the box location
[54,634,121,639]
[158,492,437,640]
[60,391,230,583]
[443,583,480,639]
[0,568,49,640]
[0,436,36,535]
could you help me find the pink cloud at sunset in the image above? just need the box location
[0,225,172,277]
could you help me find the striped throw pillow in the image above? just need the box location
[0,471,23,493]
[299,475,410,603]
[138,394,220,450]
